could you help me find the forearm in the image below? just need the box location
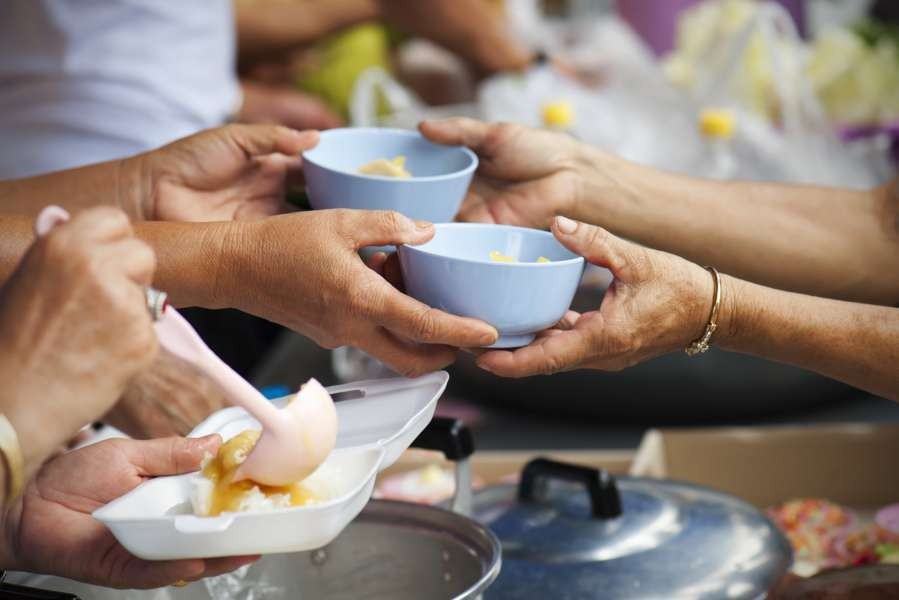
[718,275,899,400]
[0,216,232,309]
[575,150,899,305]
[378,0,532,73]
[237,0,380,59]
[0,159,143,221]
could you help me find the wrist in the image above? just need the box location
[714,274,754,351]
[116,154,154,221]
[209,220,253,311]
[569,144,642,226]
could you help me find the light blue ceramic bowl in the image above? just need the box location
[302,128,478,223]
[398,223,586,348]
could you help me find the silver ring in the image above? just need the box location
[145,287,168,321]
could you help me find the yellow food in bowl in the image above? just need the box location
[196,429,319,516]
[489,250,551,263]
[358,155,411,178]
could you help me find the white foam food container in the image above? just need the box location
[92,372,449,560]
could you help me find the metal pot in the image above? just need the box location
[1,418,499,600]
[470,458,793,599]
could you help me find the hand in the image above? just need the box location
[126,124,321,222]
[476,216,715,377]
[221,209,499,376]
[239,80,343,131]
[0,207,158,472]
[105,349,229,439]
[419,118,587,229]
[1,436,258,588]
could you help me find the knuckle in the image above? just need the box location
[411,308,440,341]
[379,210,406,234]
[83,206,132,234]
[540,355,565,376]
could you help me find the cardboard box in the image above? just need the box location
[382,423,899,510]
[629,423,899,509]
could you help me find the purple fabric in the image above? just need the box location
[841,122,899,163]
[615,0,808,56]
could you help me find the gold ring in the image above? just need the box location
[172,580,188,587]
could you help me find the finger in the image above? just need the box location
[382,252,405,292]
[125,434,222,477]
[344,210,435,248]
[456,180,498,224]
[103,238,157,286]
[555,310,581,331]
[476,328,593,378]
[419,117,492,150]
[228,124,320,159]
[551,216,636,277]
[370,278,498,347]
[359,328,459,378]
[118,557,207,589]
[365,251,389,276]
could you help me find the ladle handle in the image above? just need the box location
[518,457,622,519]
[411,417,474,462]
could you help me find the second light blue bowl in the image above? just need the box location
[398,224,586,348]
[302,128,478,223]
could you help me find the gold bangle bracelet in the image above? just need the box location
[685,267,722,357]
[0,414,24,505]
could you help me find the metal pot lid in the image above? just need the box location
[471,458,791,599]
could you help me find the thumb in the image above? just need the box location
[551,216,637,279]
[228,124,320,158]
[127,434,222,478]
[348,210,436,248]
[419,118,490,150]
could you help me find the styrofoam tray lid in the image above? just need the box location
[92,372,448,560]
[190,371,449,470]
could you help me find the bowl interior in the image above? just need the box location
[303,129,475,179]
[411,224,581,264]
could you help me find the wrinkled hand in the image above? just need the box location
[127,124,320,222]
[239,80,343,131]
[0,207,157,471]
[105,349,229,439]
[222,209,498,376]
[1,436,258,588]
[476,217,714,377]
[420,118,585,229]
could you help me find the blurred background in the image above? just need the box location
[237,0,899,450]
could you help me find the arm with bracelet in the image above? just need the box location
[474,217,899,402]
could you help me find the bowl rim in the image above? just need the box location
[302,127,479,183]
[399,222,587,268]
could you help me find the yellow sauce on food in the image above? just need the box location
[200,429,317,516]
[489,250,551,263]
[358,155,411,178]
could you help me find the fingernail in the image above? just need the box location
[477,360,493,373]
[555,216,578,234]
[415,220,434,231]
[480,329,499,346]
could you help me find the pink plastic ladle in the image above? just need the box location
[34,206,337,487]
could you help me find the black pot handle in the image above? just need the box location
[518,457,622,519]
[410,416,475,462]
[0,582,81,599]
